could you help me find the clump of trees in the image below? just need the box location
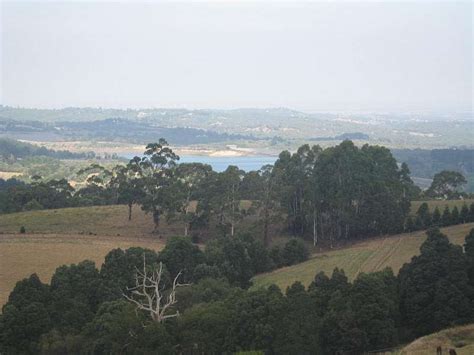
[426,170,467,199]
[2,228,473,354]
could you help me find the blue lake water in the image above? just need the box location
[121,154,277,172]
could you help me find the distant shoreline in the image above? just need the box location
[20,140,278,158]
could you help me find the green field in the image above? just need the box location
[252,223,474,291]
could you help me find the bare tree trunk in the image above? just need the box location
[184,224,188,237]
[263,205,270,247]
[313,209,318,246]
[123,257,190,323]
[153,209,160,234]
[128,202,132,221]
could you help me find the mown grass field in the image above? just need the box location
[252,223,474,291]
[398,324,474,355]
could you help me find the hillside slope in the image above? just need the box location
[252,223,474,290]
[399,324,474,355]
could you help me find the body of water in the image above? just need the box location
[121,154,277,172]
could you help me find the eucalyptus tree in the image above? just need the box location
[173,163,213,236]
[110,162,145,221]
[427,170,467,199]
[209,166,245,237]
[132,139,180,234]
[273,144,321,238]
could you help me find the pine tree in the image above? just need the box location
[441,206,452,226]
[405,216,415,232]
[463,229,474,287]
[414,216,423,231]
[416,202,432,228]
[469,203,474,223]
[432,207,441,226]
[460,204,469,224]
[451,206,460,225]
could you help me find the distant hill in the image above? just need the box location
[0,118,255,145]
[392,148,474,191]
[1,106,473,149]
[0,137,93,160]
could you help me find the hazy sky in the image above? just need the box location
[1,1,472,112]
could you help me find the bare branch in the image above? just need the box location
[123,256,190,322]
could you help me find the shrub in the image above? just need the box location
[20,226,26,234]
[282,239,309,266]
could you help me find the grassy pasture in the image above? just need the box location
[398,324,474,355]
[0,205,182,236]
[252,223,474,291]
[0,233,165,307]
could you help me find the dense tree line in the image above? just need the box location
[1,139,422,247]
[405,202,474,232]
[1,228,473,354]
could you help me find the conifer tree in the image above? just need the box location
[469,203,474,223]
[460,204,469,224]
[431,207,441,226]
[451,206,460,225]
[416,202,432,228]
[405,216,415,232]
[441,206,452,226]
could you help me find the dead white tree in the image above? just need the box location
[123,256,189,322]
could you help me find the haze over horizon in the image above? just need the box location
[1,1,472,113]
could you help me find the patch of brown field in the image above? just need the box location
[0,205,188,237]
[0,171,22,179]
[0,233,165,307]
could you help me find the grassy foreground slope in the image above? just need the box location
[252,223,474,290]
[398,324,474,355]
[0,205,171,307]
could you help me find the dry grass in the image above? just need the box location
[0,205,177,307]
[0,205,185,236]
[399,324,474,355]
[0,233,165,307]
[0,171,22,179]
[252,223,474,291]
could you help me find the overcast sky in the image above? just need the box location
[1,1,472,112]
